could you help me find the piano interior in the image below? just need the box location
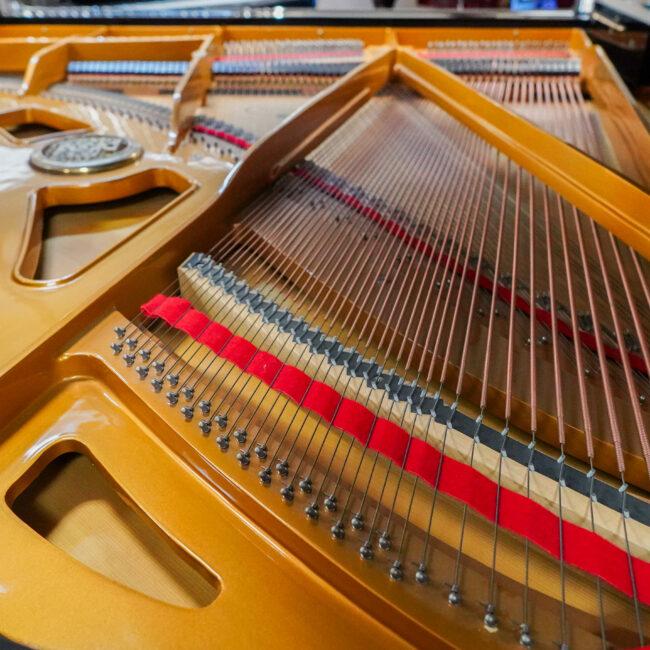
[0,21,649,650]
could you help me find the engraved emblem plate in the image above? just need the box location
[29,134,143,174]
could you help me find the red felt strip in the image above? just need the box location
[290,167,647,375]
[198,322,231,350]
[272,365,312,404]
[176,310,211,339]
[421,49,572,60]
[247,350,284,385]
[141,294,650,605]
[192,125,252,150]
[333,398,374,444]
[303,381,341,423]
[221,336,258,369]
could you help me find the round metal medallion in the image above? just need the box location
[29,134,143,175]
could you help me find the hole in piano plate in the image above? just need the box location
[10,451,219,609]
[34,187,179,281]
[14,168,195,285]
[6,122,60,139]
[0,107,89,141]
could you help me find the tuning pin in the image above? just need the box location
[280,485,294,502]
[167,373,179,386]
[233,428,247,444]
[259,467,272,485]
[198,419,211,436]
[255,443,268,459]
[114,326,126,338]
[389,561,403,581]
[180,405,194,420]
[448,583,462,606]
[415,564,429,585]
[138,349,151,361]
[360,542,374,561]
[152,361,165,374]
[304,503,319,520]
[483,604,498,631]
[123,353,135,367]
[125,337,138,350]
[198,400,211,414]
[298,476,312,493]
[236,450,250,467]
[135,365,149,378]
[276,459,289,477]
[110,342,123,354]
[214,414,228,429]
[166,391,179,406]
[151,378,163,392]
[351,513,364,530]
[519,624,534,648]
[378,531,391,551]
[181,386,194,400]
[323,494,337,511]
[331,521,344,540]
[216,434,229,450]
